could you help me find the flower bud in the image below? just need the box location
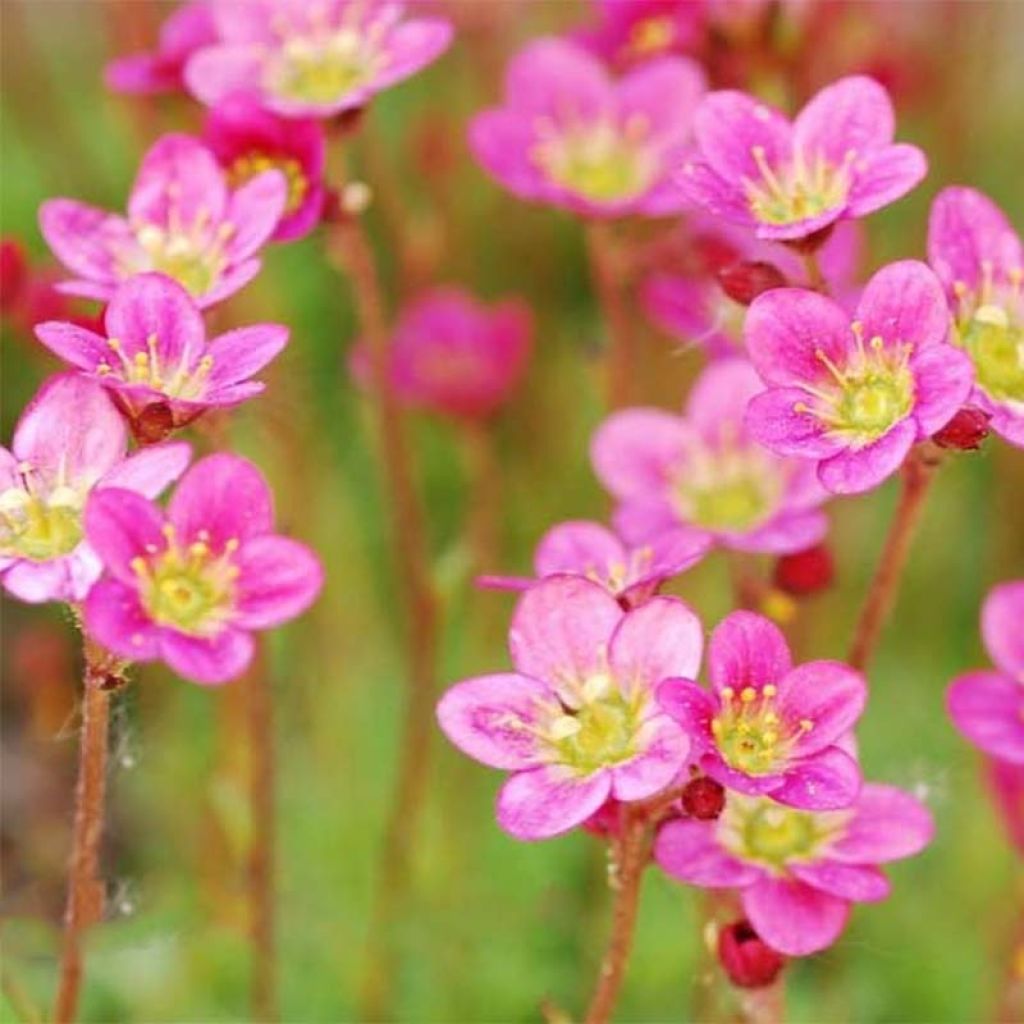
[932,406,991,451]
[716,260,787,306]
[131,402,175,446]
[681,776,726,820]
[718,919,785,989]
[773,543,834,597]
[1,238,27,313]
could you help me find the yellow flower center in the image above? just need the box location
[743,145,854,227]
[269,30,383,105]
[0,475,83,561]
[95,333,215,401]
[711,684,812,776]
[228,152,308,214]
[627,16,676,57]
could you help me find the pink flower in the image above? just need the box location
[436,576,702,839]
[185,0,453,119]
[573,0,705,71]
[104,1,218,96]
[655,782,934,955]
[82,453,323,685]
[927,186,1023,449]
[34,273,289,437]
[659,611,866,810]
[0,374,190,604]
[478,519,707,607]
[592,359,829,557]
[680,76,926,241]
[203,94,327,241]
[986,758,1024,856]
[947,580,1024,765]
[469,38,705,219]
[39,134,286,309]
[744,261,975,494]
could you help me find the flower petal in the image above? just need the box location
[708,610,792,694]
[817,419,916,495]
[846,144,927,219]
[830,783,935,863]
[39,199,130,284]
[611,717,690,801]
[771,746,862,811]
[100,441,192,497]
[910,344,975,437]
[496,765,612,840]
[205,324,290,388]
[129,134,227,226]
[159,627,255,684]
[793,76,894,164]
[694,90,792,184]
[33,322,110,371]
[854,260,949,352]
[609,595,704,695]
[745,387,847,459]
[231,535,323,629]
[778,660,867,755]
[591,408,691,500]
[84,487,167,584]
[947,671,1024,764]
[790,862,890,903]
[655,818,762,887]
[533,520,627,579]
[743,877,850,956]
[982,581,1024,679]
[83,576,161,660]
[657,678,717,748]
[225,170,287,261]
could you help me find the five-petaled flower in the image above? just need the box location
[437,575,702,839]
[744,260,975,494]
[680,75,927,241]
[40,134,286,309]
[82,453,323,684]
[658,611,867,810]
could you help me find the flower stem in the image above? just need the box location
[53,653,112,1024]
[585,221,636,410]
[801,250,826,293]
[848,445,941,672]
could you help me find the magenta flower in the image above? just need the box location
[40,134,286,309]
[436,576,702,839]
[82,453,323,685]
[105,1,217,96]
[680,76,926,241]
[34,273,289,436]
[185,0,453,119]
[573,0,704,71]
[593,359,829,557]
[203,94,327,241]
[947,580,1024,765]
[0,374,190,604]
[478,519,707,608]
[659,611,866,810]
[986,758,1024,856]
[469,38,705,219]
[927,186,1023,448]
[744,261,975,494]
[654,782,934,955]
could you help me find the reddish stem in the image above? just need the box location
[585,221,636,410]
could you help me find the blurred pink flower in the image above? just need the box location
[592,359,829,556]
[744,261,974,494]
[573,0,705,71]
[659,611,866,810]
[947,580,1024,765]
[469,38,705,218]
[680,76,926,241]
[655,782,934,955]
[436,576,702,839]
[185,0,453,119]
[203,94,327,241]
[82,453,323,685]
[105,1,218,96]
[34,273,288,437]
[39,134,286,309]
[0,374,190,604]
[927,186,1023,449]
[986,758,1024,856]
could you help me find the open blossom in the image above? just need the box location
[185,0,453,119]
[927,186,1023,448]
[34,273,289,438]
[40,134,286,309]
[947,580,1024,765]
[0,375,190,604]
[573,0,704,71]
[655,782,934,955]
[436,576,702,840]
[744,261,975,494]
[478,519,707,607]
[592,359,829,557]
[105,1,217,96]
[82,454,323,685]
[680,76,926,241]
[203,94,327,241]
[659,611,866,810]
[469,38,705,218]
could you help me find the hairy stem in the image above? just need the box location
[585,221,636,409]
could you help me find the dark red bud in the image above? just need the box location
[582,797,623,839]
[718,919,786,989]
[773,543,834,597]
[783,223,835,254]
[932,406,991,451]
[0,238,28,313]
[681,776,726,820]
[717,260,787,306]
[695,234,743,275]
[131,403,175,445]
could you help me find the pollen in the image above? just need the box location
[710,683,805,776]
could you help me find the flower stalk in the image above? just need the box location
[585,221,636,410]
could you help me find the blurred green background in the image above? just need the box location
[2,2,1022,1021]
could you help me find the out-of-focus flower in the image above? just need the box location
[0,374,190,604]
[436,576,702,840]
[82,453,323,685]
[655,782,934,955]
[659,611,865,809]
[351,288,532,420]
[469,38,705,219]
[717,918,785,988]
[744,261,974,494]
[34,273,288,440]
[40,134,286,309]
[105,1,218,96]
[185,0,453,119]
[947,580,1024,765]
[203,94,327,241]
[573,0,705,71]
[592,359,829,557]
[931,406,991,451]
[927,186,1023,449]
[986,758,1024,856]
[477,519,706,608]
[680,76,926,241]
[773,543,834,597]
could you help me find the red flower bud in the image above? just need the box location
[131,402,175,446]
[718,919,786,989]
[681,776,726,820]
[932,406,991,451]
[716,260,787,306]
[773,543,834,597]
[1,238,28,314]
